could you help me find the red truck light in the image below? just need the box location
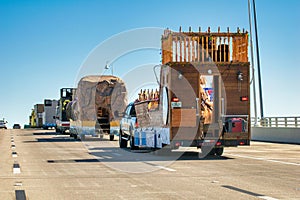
[172,97,179,102]
[135,121,139,128]
[239,141,245,145]
[62,123,70,127]
[240,96,248,101]
[175,142,181,147]
[216,142,222,146]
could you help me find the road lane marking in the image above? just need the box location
[222,185,278,200]
[258,196,278,200]
[143,162,176,172]
[14,182,23,186]
[227,153,300,166]
[15,190,26,200]
[103,156,112,159]
[12,152,18,158]
[156,165,176,172]
[13,163,21,174]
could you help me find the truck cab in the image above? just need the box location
[55,88,76,134]
[119,102,137,149]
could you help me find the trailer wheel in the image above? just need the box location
[110,134,114,141]
[215,147,224,156]
[119,130,127,148]
[201,146,215,157]
[130,136,139,150]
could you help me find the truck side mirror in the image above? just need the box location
[114,111,124,117]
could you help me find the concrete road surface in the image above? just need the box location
[0,129,299,200]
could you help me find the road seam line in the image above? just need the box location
[227,153,300,166]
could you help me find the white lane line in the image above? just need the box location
[12,152,18,158]
[103,156,112,159]
[143,162,176,172]
[13,163,21,174]
[258,196,279,200]
[111,153,121,157]
[155,165,176,172]
[227,153,300,166]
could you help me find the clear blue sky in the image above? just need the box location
[0,0,299,127]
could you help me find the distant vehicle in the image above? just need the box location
[0,119,8,129]
[13,124,21,129]
[29,104,44,128]
[55,88,76,134]
[42,99,58,129]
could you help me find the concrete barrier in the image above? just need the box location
[251,127,300,144]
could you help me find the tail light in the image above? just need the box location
[216,141,222,146]
[172,97,179,102]
[135,120,139,128]
[240,96,249,101]
[239,141,245,145]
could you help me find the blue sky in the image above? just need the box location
[0,0,299,127]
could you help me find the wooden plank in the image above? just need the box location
[179,36,182,62]
[197,36,200,62]
[187,37,190,62]
[205,36,209,61]
[175,36,178,62]
[171,109,196,127]
[171,127,200,140]
[201,36,204,62]
[191,37,195,62]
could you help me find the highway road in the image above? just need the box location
[0,129,299,200]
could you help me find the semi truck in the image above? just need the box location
[119,27,251,156]
[29,104,44,128]
[67,75,127,140]
[55,88,76,133]
[42,99,58,129]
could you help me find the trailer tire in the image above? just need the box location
[119,130,127,148]
[130,136,139,150]
[201,146,215,157]
[215,147,224,156]
[110,134,114,141]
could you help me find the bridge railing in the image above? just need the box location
[252,117,300,128]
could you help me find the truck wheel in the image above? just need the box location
[201,147,215,156]
[110,134,114,141]
[215,147,224,156]
[80,135,85,141]
[119,130,127,148]
[130,136,139,150]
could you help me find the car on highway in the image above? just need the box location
[13,124,21,129]
[0,120,7,129]
[119,102,138,149]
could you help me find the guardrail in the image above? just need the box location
[252,117,300,128]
